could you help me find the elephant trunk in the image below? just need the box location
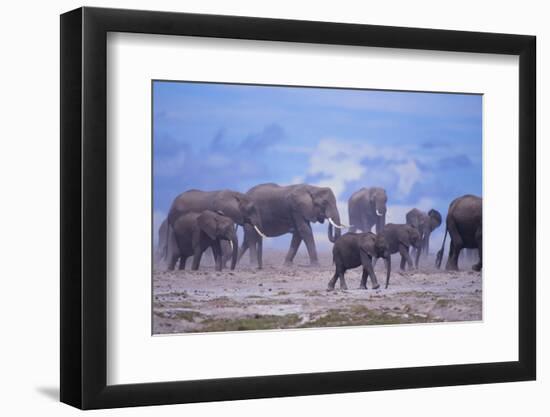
[326,208,343,242]
[376,212,386,233]
[328,223,336,243]
[384,254,391,289]
[229,235,238,270]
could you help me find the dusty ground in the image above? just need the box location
[153,250,482,334]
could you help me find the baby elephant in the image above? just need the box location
[381,223,422,270]
[169,210,238,271]
[328,232,391,290]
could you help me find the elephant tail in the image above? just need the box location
[160,220,174,262]
[435,228,448,269]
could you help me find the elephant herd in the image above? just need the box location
[157,183,482,290]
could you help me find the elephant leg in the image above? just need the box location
[220,241,230,268]
[328,267,339,290]
[238,239,249,263]
[178,257,187,270]
[360,251,380,289]
[399,244,413,270]
[339,271,348,290]
[359,268,368,289]
[212,241,222,271]
[167,253,178,271]
[473,228,482,271]
[446,241,462,271]
[399,255,406,270]
[298,222,319,266]
[191,246,203,270]
[414,246,421,269]
[284,232,302,266]
[445,222,462,271]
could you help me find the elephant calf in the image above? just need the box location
[328,232,391,290]
[380,223,422,270]
[169,210,238,272]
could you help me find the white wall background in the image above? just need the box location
[0,0,545,415]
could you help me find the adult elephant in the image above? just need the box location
[159,189,266,261]
[168,211,238,271]
[406,208,442,256]
[328,232,391,290]
[238,183,346,268]
[435,195,482,271]
[348,187,388,234]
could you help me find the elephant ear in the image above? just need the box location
[197,212,218,240]
[310,187,331,206]
[365,187,375,205]
[428,209,442,229]
[288,188,316,222]
[405,226,421,247]
[406,210,419,228]
[214,192,243,224]
[359,233,378,258]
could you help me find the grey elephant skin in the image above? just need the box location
[238,183,345,268]
[405,208,442,256]
[381,223,422,270]
[348,187,388,234]
[328,232,391,290]
[158,189,264,265]
[168,210,238,271]
[436,194,482,271]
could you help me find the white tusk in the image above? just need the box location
[376,209,384,217]
[229,240,234,252]
[253,225,268,239]
[328,217,348,229]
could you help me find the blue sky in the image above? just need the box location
[153,81,482,250]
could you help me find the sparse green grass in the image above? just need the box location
[300,306,436,328]
[253,298,293,305]
[154,309,206,322]
[434,299,453,308]
[154,300,195,309]
[199,314,301,332]
[303,290,322,297]
[393,291,435,298]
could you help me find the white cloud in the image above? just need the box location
[394,160,421,198]
[304,137,420,201]
[307,139,370,197]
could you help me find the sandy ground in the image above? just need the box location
[153,250,482,334]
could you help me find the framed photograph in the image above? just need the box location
[60,7,536,409]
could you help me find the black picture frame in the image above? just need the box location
[60,6,536,410]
